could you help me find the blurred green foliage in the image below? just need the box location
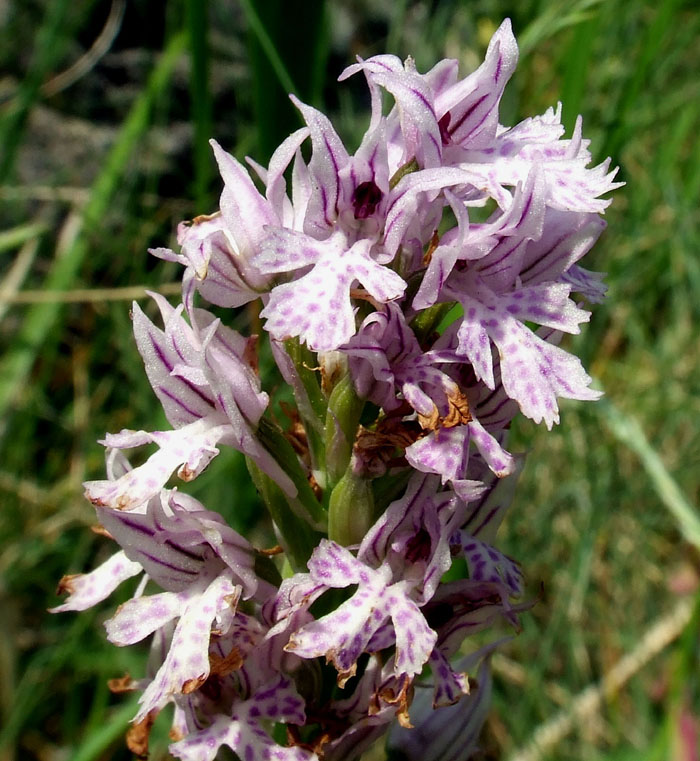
[0,1,698,760]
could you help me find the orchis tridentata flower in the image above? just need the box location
[54,18,620,761]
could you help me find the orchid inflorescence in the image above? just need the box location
[53,19,621,761]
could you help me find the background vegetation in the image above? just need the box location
[0,1,698,759]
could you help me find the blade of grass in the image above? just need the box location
[239,0,297,96]
[0,0,72,181]
[518,0,603,58]
[604,0,685,158]
[0,281,182,305]
[598,397,700,550]
[185,0,213,209]
[70,695,140,761]
[0,221,48,252]
[241,0,329,160]
[508,595,695,761]
[0,605,93,752]
[0,31,186,440]
[558,11,601,133]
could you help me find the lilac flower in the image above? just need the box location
[84,291,295,508]
[54,17,620,761]
[284,538,439,685]
[170,675,314,761]
[387,647,496,761]
[256,230,405,352]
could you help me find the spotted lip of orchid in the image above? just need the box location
[53,17,620,761]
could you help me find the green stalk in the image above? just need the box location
[284,338,327,476]
[246,458,321,573]
[410,301,458,343]
[328,467,374,546]
[256,417,327,530]
[324,373,364,488]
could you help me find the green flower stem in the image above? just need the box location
[246,458,322,573]
[410,301,458,344]
[389,157,419,189]
[284,338,327,476]
[256,417,327,530]
[324,372,364,488]
[328,467,375,546]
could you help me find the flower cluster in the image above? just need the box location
[53,20,620,761]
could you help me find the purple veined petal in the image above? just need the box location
[169,676,314,761]
[50,550,143,613]
[291,95,350,238]
[390,587,439,676]
[195,313,267,428]
[466,418,515,478]
[383,165,488,258]
[253,226,326,275]
[339,54,402,136]
[371,70,442,169]
[353,117,390,196]
[339,53,404,82]
[458,534,523,598]
[307,539,365,587]
[358,474,438,567]
[97,503,208,593]
[428,647,469,708]
[260,235,405,353]
[84,416,231,511]
[263,126,310,217]
[412,188,471,310]
[562,263,608,303]
[132,302,216,427]
[452,302,496,389]
[462,454,524,542]
[497,281,591,334]
[194,230,269,308]
[387,655,494,761]
[405,426,470,485]
[436,18,519,149]
[105,588,182,647]
[134,571,241,722]
[423,57,460,98]
[497,320,602,428]
[96,490,261,599]
[518,209,605,287]
[210,139,278,253]
[473,168,548,294]
[167,210,270,306]
[341,53,443,168]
